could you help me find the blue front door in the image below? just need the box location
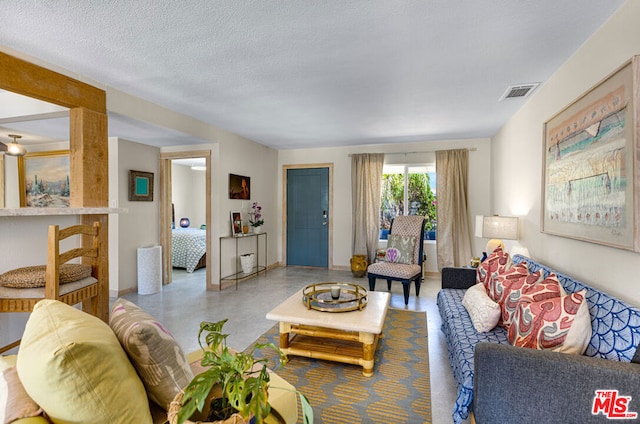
[286,168,329,267]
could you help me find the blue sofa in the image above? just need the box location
[437,254,640,424]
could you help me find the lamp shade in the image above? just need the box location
[179,217,190,228]
[475,215,484,238]
[481,216,518,240]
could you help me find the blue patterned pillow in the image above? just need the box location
[385,234,417,264]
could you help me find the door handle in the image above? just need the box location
[322,210,328,225]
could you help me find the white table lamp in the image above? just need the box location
[475,215,519,254]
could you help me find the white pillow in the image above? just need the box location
[462,283,501,333]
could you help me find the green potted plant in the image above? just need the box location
[171,319,312,424]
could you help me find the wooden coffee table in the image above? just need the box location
[266,288,390,377]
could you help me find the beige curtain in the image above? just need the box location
[351,153,384,264]
[436,149,473,269]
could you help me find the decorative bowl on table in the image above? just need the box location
[302,282,368,312]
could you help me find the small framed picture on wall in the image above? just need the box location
[129,170,154,201]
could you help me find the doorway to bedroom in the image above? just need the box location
[159,150,212,289]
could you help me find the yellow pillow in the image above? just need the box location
[11,419,49,424]
[0,355,16,371]
[16,300,152,424]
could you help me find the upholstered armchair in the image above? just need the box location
[367,215,425,305]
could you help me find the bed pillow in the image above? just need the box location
[16,299,152,424]
[477,246,513,291]
[384,234,417,264]
[462,283,501,333]
[110,298,194,411]
[0,264,92,288]
[508,290,591,354]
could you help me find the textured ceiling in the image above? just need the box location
[0,1,626,149]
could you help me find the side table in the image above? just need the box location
[219,232,267,290]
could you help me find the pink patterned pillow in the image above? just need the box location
[488,262,532,303]
[501,272,562,327]
[476,246,513,291]
[508,290,591,354]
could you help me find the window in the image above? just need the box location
[380,164,436,240]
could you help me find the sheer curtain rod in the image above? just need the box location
[348,147,476,157]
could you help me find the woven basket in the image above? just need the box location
[167,389,252,424]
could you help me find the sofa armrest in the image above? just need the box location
[473,342,640,424]
[441,267,476,289]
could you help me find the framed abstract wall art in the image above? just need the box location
[18,150,70,207]
[542,56,640,251]
[229,173,250,199]
[129,170,154,201]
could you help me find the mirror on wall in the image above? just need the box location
[0,89,70,208]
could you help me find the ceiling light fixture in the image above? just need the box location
[4,134,27,156]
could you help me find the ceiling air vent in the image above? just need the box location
[499,83,539,101]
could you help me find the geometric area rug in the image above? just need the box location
[247,308,431,423]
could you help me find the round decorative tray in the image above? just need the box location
[302,282,368,312]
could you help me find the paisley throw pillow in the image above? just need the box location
[508,290,591,354]
[476,246,513,291]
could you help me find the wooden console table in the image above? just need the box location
[219,232,267,290]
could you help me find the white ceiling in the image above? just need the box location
[0,1,626,150]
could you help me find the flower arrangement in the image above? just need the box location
[249,202,264,227]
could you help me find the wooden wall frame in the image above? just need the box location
[0,51,108,208]
[0,51,109,320]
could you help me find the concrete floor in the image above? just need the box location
[118,266,462,424]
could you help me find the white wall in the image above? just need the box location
[218,140,278,277]
[491,0,640,306]
[171,163,206,228]
[277,138,491,272]
[110,138,160,295]
[3,154,20,208]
